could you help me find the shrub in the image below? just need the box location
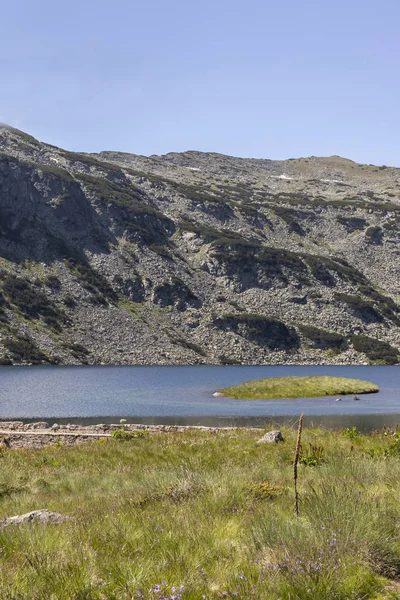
[334,293,383,323]
[61,343,90,361]
[76,174,174,244]
[273,206,306,236]
[219,354,241,365]
[246,481,284,500]
[44,275,62,290]
[351,335,399,364]
[111,428,148,441]
[65,259,117,304]
[1,273,69,331]
[343,426,360,439]
[3,334,50,364]
[214,314,300,350]
[298,324,346,352]
[63,295,76,308]
[365,226,383,244]
[337,216,368,232]
[299,443,325,466]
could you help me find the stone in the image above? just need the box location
[27,422,49,430]
[257,430,284,444]
[1,509,71,528]
[51,423,60,430]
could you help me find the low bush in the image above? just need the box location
[352,335,399,364]
[214,314,300,350]
[3,334,50,364]
[111,428,148,440]
[334,293,383,323]
[44,275,62,290]
[1,273,69,331]
[298,324,347,351]
[65,259,117,304]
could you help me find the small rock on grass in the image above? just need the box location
[257,430,284,444]
[0,509,72,528]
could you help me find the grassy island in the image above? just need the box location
[219,375,379,399]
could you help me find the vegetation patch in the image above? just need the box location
[334,292,384,323]
[111,428,148,441]
[153,278,201,311]
[44,274,62,291]
[219,354,241,365]
[246,481,285,500]
[352,335,399,364]
[65,259,117,304]
[179,219,260,248]
[0,290,9,323]
[61,342,90,362]
[358,285,400,325]
[272,206,306,236]
[60,150,122,173]
[76,173,174,244]
[0,272,69,331]
[34,163,75,183]
[166,331,207,357]
[298,324,347,352]
[214,314,299,350]
[337,216,368,232]
[219,375,379,399]
[3,333,52,364]
[365,225,383,244]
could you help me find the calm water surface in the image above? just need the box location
[0,365,399,430]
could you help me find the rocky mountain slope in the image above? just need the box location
[0,125,399,366]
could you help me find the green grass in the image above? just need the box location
[0,427,400,598]
[220,375,379,399]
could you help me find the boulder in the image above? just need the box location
[1,509,71,527]
[257,430,284,444]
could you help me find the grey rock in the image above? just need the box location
[50,423,60,430]
[1,509,71,527]
[257,430,284,444]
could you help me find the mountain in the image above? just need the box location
[0,125,399,366]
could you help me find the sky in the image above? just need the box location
[1,0,400,165]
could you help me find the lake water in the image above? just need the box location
[1,364,400,430]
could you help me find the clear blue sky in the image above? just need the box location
[1,0,399,165]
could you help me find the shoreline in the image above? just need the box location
[0,421,263,450]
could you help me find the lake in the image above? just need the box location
[0,364,399,430]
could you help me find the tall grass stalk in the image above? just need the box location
[294,413,303,518]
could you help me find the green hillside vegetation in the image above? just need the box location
[220,375,379,399]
